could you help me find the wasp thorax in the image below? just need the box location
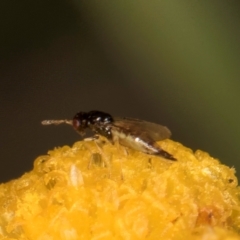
[87,111,113,125]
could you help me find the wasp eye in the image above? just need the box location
[72,115,87,136]
[72,119,80,130]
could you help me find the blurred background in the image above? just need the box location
[0,0,240,182]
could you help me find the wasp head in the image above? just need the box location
[72,112,89,136]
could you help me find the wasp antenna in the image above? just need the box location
[41,119,73,125]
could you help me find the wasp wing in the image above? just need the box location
[112,117,171,141]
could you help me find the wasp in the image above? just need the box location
[42,110,176,160]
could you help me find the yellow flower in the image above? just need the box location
[0,139,240,239]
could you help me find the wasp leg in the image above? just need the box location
[82,140,98,170]
[84,135,112,178]
[112,135,125,181]
[93,139,112,179]
[89,153,103,168]
[83,135,100,142]
[148,158,153,169]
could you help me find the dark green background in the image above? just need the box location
[1,1,240,182]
